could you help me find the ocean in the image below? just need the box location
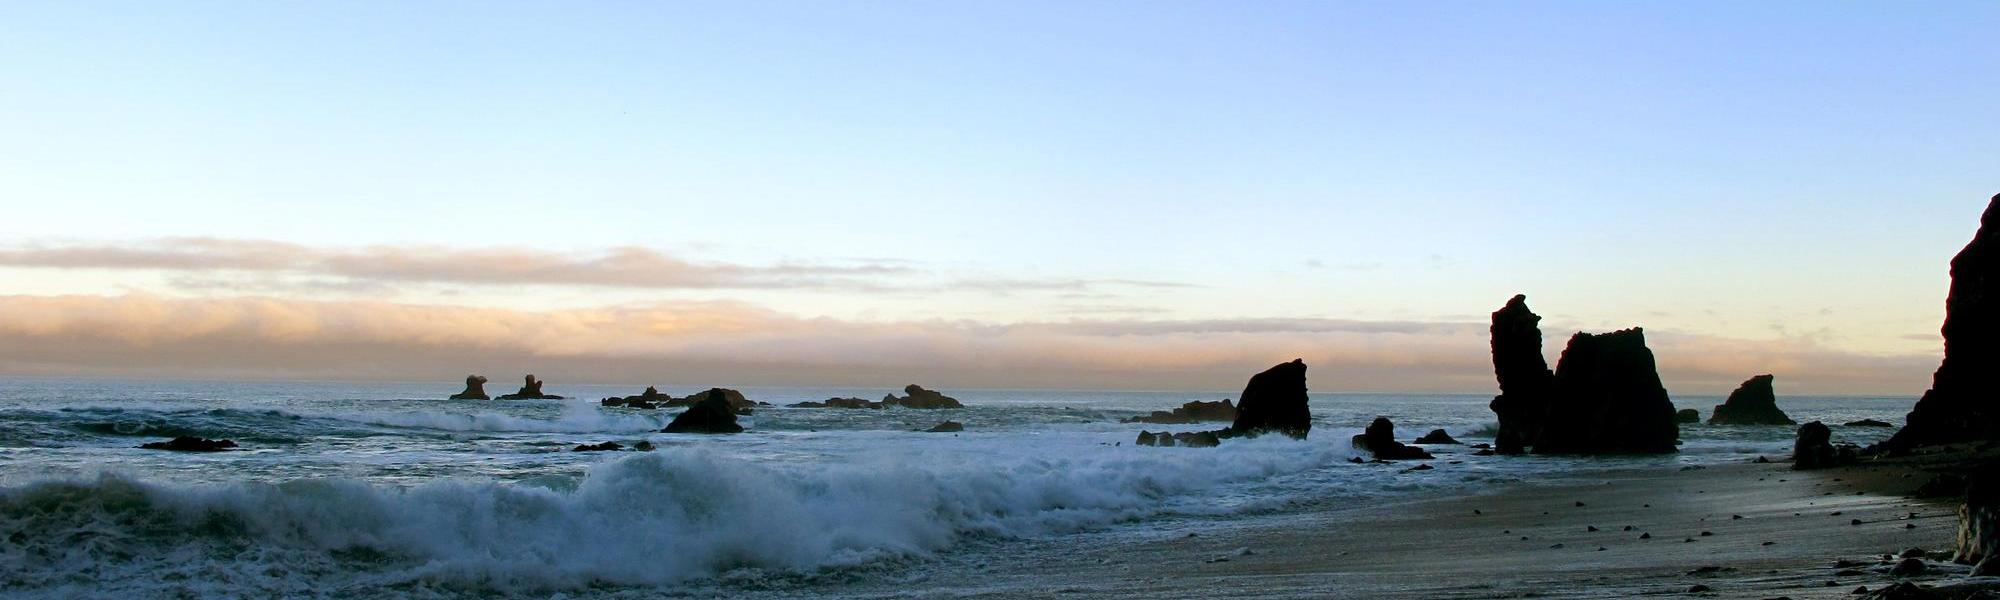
[0,377,1915,598]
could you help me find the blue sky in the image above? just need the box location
[0,2,1994,391]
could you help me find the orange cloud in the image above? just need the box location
[0,294,1937,395]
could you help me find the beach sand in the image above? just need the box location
[936,446,1997,599]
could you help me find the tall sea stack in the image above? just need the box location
[1225,359,1312,439]
[1534,328,1680,454]
[1882,193,2000,450]
[1709,374,1793,425]
[1489,294,1556,454]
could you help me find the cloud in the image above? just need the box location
[0,293,1938,394]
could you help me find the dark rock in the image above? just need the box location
[1175,431,1221,448]
[1882,194,2000,451]
[604,386,668,408]
[1126,399,1237,424]
[668,388,756,411]
[633,440,655,451]
[1957,465,2000,572]
[1489,295,1557,454]
[496,374,564,400]
[1889,557,1926,577]
[1136,430,1159,446]
[663,388,744,434]
[1794,421,1859,470]
[1535,328,1680,454]
[1351,417,1434,460]
[1710,374,1795,425]
[1677,408,1701,424]
[790,397,883,409]
[573,441,623,452]
[449,375,490,400]
[924,420,964,433]
[1413,429,1461,445]
[139,436,237,451]
[1223,359,1312,439]
[882,385,964,409]
[1846,419,1895,428]
[1473,448,1497,456]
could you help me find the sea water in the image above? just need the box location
[0,377,1914,598]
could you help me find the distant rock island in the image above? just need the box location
[1125,399,1237,424]
[882,385,963,409]
[1709,374,1794,425]
[788,397,883,409]
[496,375,564,400]
[448,375,489,400]
[663,387,744,434]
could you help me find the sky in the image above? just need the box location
[0,2,1994,394]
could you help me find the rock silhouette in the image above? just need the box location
[1846,419,1894,428]
[1709,374,1794,425]
[663,388,744,434]
[1489,295,1556,454]
[788,397,883,409]
[662,388,757,412]
[1883,194,2000,451]
[1351,417,1432,460]
[1412,429,1461,445]
[1534,328,1680,454]
[1223,359,1312,439]
[1792,421,1856,470]
[1126,399,1237,424]
[882,385,964,409]
[449,375,490,400]
[140,437,237,451]
[496,374,563,400]
[602,386,668,408]
[573,441,623,452]
[1676,409,1700,424]
[1135,430,1219,448]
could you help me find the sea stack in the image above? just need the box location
[496,374,564,400]
[1709,374,1794,425]
[1223,359,1312,439]
[1351,417,1432,460]
[1882,194,2000,451]
[882,385,964,409]
[663,387,745,434]
[449,375,490,400]
[1489,295,1556,454]
[1534,328,1680,454]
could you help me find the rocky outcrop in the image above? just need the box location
[1223,359,1312,439]
[1534,328,1680,454]
[449,375,490,400]
[660,388,757,411]
[663,388,744,434]
[573,441,623,452]
[496,374,564,400]
[1792,421,1857,470]
[140,437,237,451]
[1412,429,1461,445]
[1883,194,2000,451]
[1351,417,1433,460]
[788,397,883,409]
[1489,295,1557,454]
[882,385,963,409]
[603,386,668,409]
[1958,466,2000,575]
[1676,409,1700,424]
[923,420,964,433]
[1710,374,1794,425]
[1135,430,1220,448]
[1126,400,1237,424]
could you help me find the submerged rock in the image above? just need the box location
[1351,417,1433,460]
[1883,194,2000,451]
[923,420,964,433]
[1793,421,1857,470]
[1676,408,1700,424]
[1127,399,1238,424]
[1413,429,1461,445]
[1846,419,1895,428]
[663,388,744,434]
[140,436,237,451]
[449,375,490,400]
[1134,429,1219,448]
[1710,374,1794,425]
[1489,295,1557,454]
[882,385,963,409]
[496,374,564,400]
[1534,328,1680,454]
[1223,359,1312,439]
[573,441,623,452]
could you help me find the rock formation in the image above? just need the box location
[1223,359,1312,439]
[140,437,237,451]
[1489,295,1557,454]
[1351,417,1433,460]
[1126,400,1237,424]
[1135,430,1219,448]
[496,374,564,400]
[603,386,667,408]
[449,375,490,400]
[1792,421,1857,470]
[788,397,883,409]
[1846,419,1894,428]
[882,385,964,409]
[1412,429,1461,445]
[657,388,757,411]
[923,420,964,433]
[663,388,745,434]
[1709,374,1794,425]
[1675,409,1700,424]
[573,441,623,452]
[1958,465,1999,575]
[1883,194,2000,451]
[1534,328,1680,454]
